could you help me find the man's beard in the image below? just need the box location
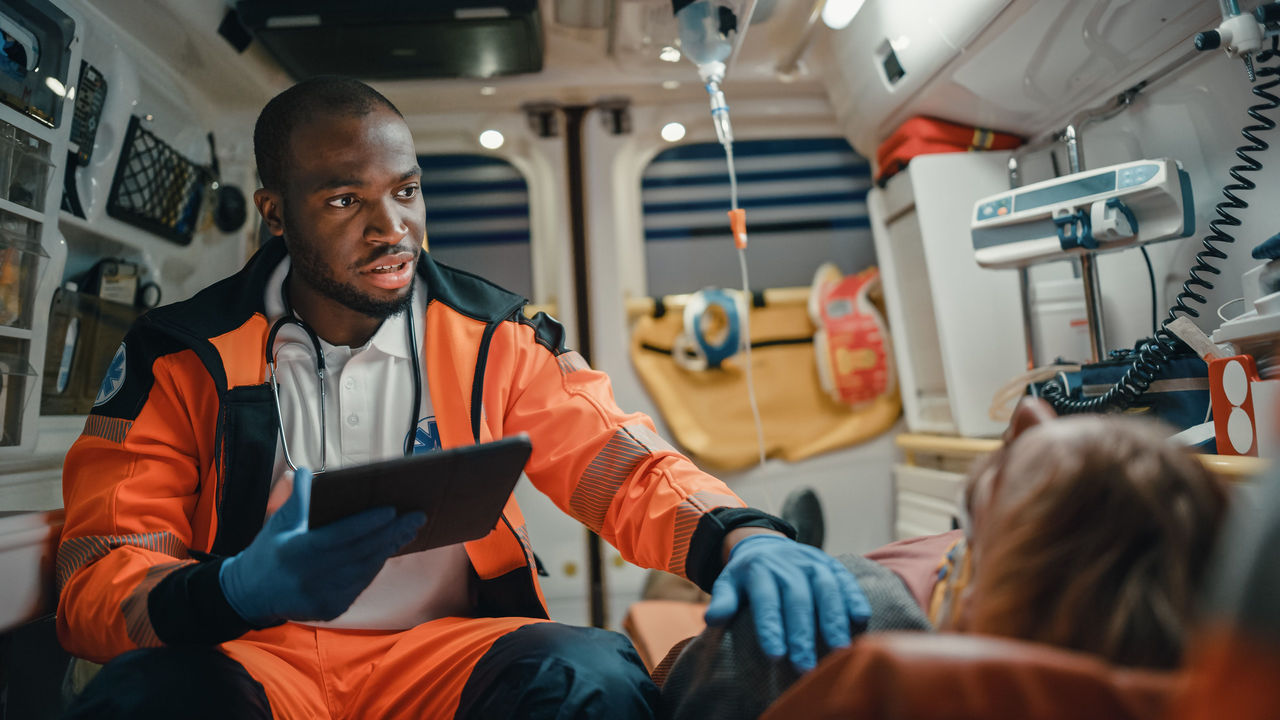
[283,211,414,320]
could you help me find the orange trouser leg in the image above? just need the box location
[219,624,334,719]
[221,616,550,720]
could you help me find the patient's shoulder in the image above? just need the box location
[864,530,964,610]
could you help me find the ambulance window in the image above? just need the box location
[641,137,873,297]
[419,154,533,299]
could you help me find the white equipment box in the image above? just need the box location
[869,152,1027,437]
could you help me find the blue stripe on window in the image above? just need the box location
[421,154,520,170]
[651,138,859,161]
[428,231,532,246]
[421,180,529,195]
[645,217,871,241]
[642,165,868,189]
[644,190,868,215]
[426,205,532,221]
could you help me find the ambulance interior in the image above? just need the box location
[0,0,1277,715]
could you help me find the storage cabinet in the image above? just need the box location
[0,0,80,455]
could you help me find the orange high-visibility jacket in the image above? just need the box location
[56,237,779,663]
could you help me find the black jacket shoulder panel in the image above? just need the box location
[137,238,287,393]
[418,253,526,323]
[145,237,285,341]
[517,312,570,356]
[87,322,191,422]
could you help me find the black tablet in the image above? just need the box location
[308,435,532,556]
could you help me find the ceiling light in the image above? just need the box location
[479,129,505,149]
[480,86,497,96]
[821,0,866,30]
[659,46,682,63]
[661,122,686,143]
[662,80,681,90]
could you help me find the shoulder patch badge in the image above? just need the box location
[94,344,128,407]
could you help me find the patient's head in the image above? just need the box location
[955,399,1228,669]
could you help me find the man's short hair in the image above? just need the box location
[253,76,403,192]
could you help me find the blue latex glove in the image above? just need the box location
[705,534,870,672]
[218,468,426,626]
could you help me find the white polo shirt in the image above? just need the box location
[264,257,472,629]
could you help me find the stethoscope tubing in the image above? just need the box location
[266,274,422,474]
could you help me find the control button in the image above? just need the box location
[1119,164,1158,188]
[347,414,359,427]
[997,206,1008,216]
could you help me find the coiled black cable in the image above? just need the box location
[1043,37,1280,413]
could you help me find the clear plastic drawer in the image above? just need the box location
[0,123,54,212]
[0,344,36,448]
[0,218,47,330]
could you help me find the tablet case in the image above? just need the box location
[308,435,532,556]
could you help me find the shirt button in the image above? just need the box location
[347,414,359,426]
[343,377,356,390]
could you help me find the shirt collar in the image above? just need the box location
[264,255,290,322]
[366,306,412,359]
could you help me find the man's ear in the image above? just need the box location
[254,188,285,237]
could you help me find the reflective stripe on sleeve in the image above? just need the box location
[667,490,746,578]
[569,424,674,532]
[56,531,190,591]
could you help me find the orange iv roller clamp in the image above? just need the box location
[728,209,747,249]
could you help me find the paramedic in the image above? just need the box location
[56,76,868,719]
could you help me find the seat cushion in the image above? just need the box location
[621,600,708,673]
[761,632,1175,720]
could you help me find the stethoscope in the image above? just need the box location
[265,273,423,473]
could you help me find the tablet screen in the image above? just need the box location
[308,435,532,555]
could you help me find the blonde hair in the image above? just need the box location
[961,416,1227,669]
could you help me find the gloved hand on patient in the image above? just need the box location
[219,468,426,627]
[706,534,871,672]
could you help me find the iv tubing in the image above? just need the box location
[726,140,740,211]
[738,245,766,467]
[711,81,768,471]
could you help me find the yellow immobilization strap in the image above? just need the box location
[630,285,901,471]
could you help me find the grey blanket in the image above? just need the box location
[658,554,933,720]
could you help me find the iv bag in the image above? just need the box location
[676,1,738,68]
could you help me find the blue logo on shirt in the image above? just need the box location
[94,344,127,407]
[409,417,440,454]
